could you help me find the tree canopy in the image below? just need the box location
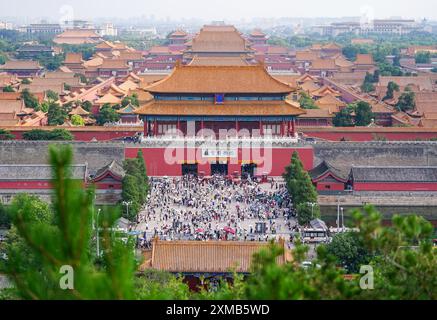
[333,108,354,127]
[0,129,15,140]
[121,150,150,222]
[298,92,319,110]
[283,152,320,225]
[20,89,39,109]
[47,102,67,126]
[22,129,73,141]
[355,101,374,127]
[97,104,120,125]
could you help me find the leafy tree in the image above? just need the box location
[81,101,92,112]
[361,81,375,93]
[47,101,67,126]
[351,206,436,299]
[396,90,416,112]
[372,70,380,83]
[130,94,140,107]
[355,101,373,127]
[97,104,120,125]
[298,92,318,109]
[0,54,6,65]
[295,203,318,226]
[383,81,400,101]
[21,78,31,85]
[379,62,404,76]
[2,85,14,92]
[0,146,136,300]
[326,232,372,273]
[46,90,59,101]
[136,150,150,200]
[49,129,74,141]
[342,45,359,60]
[121,175,141,221]
[121,151,149,222]
[36,101,49,113]
[415,51,431,64]
[22,129,73,141]
[22,129,51,141]
[20,89,39,109]
[71,115,85,126]
[121,95,140,108]
[333,108,354,127]
[135,270,190,300]
[0,204,11,229]
[36,53,64,71]
[61,44,96,60]
[361,70,379,93]
[0,129,15,140]
[283,152,319,225]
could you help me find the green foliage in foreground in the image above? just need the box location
[0,146,435,300]
[0,146,136,299]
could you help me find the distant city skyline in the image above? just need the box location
[0,0,436,23]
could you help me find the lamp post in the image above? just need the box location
[123,201,133,219]
[341,207,345,232]
[96,208,101,258]
[337,197,340,232]
[307,202,316,219]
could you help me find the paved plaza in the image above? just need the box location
[135,176,299,245]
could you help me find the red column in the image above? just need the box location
[143,119,148,136]
[259,120,263,136]
[177,118,181,136]
[200,120,204,136]
[236,120,239,136]
[280,121,284,137]
[154,119,158,136]
[292,119,296,136]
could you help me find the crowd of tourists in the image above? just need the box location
[135,175,299,246]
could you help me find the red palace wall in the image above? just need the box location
[125,147,314,177]
[6,127,437,143]
[354,183,437,192]
[301,128,437,142]
[0,181,52,189]
[316,182,346,192]
[9,129,139,142]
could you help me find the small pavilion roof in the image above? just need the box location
[69,106,90,116]
[95,93,122,105]
[117,103,138,115]
[309,161,349,182]
[311,85,341,97]
[93,160,125,182]
[118,79,139,92]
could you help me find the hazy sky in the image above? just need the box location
[0,0,435,21]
